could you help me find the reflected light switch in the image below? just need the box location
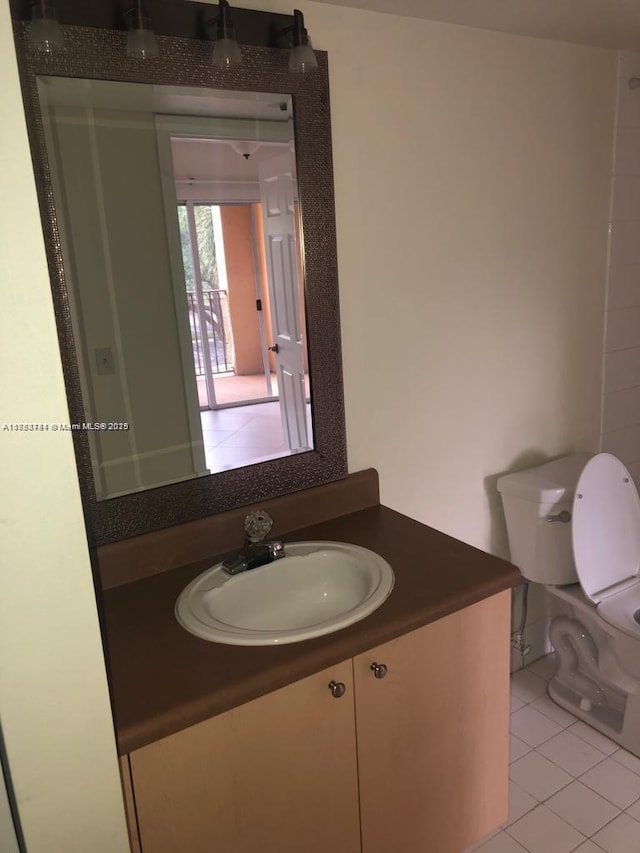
[95,347,115,376]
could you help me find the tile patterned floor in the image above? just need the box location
[467,655,640,853]
[200,401,313,473]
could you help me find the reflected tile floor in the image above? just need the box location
[466,655,640,853]
[200,401,313,473]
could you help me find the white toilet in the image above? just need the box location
[498,452,640,756]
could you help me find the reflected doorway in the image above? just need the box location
[176,196,311,474]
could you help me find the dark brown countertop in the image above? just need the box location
[103,505,521,755]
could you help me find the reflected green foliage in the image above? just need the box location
[177,204,194,291]
[177,203,219,291]
[195,205,219,289]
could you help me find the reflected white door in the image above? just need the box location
[258,151,309,452]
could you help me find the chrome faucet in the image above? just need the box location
[222,510,286,575]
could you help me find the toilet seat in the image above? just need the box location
[598,581,640,639]
[572,453,640,628]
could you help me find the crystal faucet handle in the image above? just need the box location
[244,510,274,543]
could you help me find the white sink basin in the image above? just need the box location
[175,541,394,646]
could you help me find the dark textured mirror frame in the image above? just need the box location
[11,8,347,547]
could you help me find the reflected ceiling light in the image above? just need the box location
[287,9,317,74]
[29,0,63,53]
[125,0,159,59]
[230,140,261,160]
[210,0,243,69]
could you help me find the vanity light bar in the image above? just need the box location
[12,0,314,52]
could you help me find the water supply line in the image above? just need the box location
[512,581,533,667]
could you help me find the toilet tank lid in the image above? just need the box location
[497,453,593,503]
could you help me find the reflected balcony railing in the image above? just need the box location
[187,289,233,375]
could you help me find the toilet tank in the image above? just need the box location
[497,453,592,585]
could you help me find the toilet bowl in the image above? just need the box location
[498,452,640,756]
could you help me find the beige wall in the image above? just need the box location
[601,50,640,482]
[330,9,614,558]
[0,0,617,844]
[0,2,129,851]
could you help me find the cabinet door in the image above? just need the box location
[354,591,511,853]
[130,660,360,853]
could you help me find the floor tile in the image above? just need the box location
[506,781,539,826]
[510,705,563,748]
[471,830,529,852]
[511,694,526,714]
[510,751,573,801]
[200,427,237,443]
[511,670,549,703]
[201,400,290,471]
[537,730,607,777]
[505,666,640,851]
[626,797,640,821]
[530,695,578,728]
[207,446,286,472]
[528,654,558,682]
[592,811,640,852]
[580,757,640,809]
[611,746,640,775]
[510,735,531,764]
[219,429,284,449]
[567,721,619,756]
[463,829,500,851]
[545,780,620,837]
[506,804,586,853]
[201,410,253,428]
[463,829,499,852]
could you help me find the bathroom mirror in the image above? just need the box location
[12,8,346,546]
[38,77,312,499]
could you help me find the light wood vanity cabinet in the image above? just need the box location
[126,592,510,853]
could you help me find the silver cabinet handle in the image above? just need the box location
[545,510,571,523]
[370,662,388,679]
[328,680,346,698]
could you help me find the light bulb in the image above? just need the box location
[30,0,63,53]
[212,38,242,69]
[126,2,159,59]
[289,43,317,74]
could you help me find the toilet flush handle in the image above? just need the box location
[545,510,572,523]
